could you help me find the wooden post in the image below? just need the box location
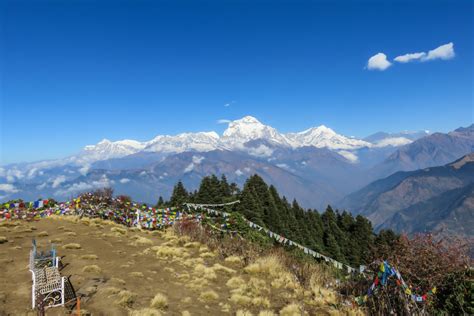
[76,297,81,315]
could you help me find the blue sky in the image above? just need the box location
[1,0,473,164]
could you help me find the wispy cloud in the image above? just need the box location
[394,42,455,63]
[394,52,426,63]
[224,100,236,107]
[217,119,231,124]
[367,53,392,71]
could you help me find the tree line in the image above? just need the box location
[157,174,398,267]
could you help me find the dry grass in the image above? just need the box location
[0,236,7,244]
[212,263,236,275]
[258,311,276,316]
[199,290,219,302]
[230,293,252,306]
[81,254,98,260]
[65,232,77,237]
[150,293,168,310]
[110,277,126,286]
[132,236,154,246]
[194,264,217,280]
[63,243,81,249]
[184,241,201,248]
[129,271,144,278]
[225,255,242,265]
[115,290,136,307]
[111,227,127,235]
[101,286,122,295]
[244,256,284,277]
[199,251,216,258]
[49,237,63,243]
[155,245,189,259]
[236,309,253,316]
[82,265,102,274]
[37,231,48,237]
[226,276,246,289]
[279,303,301,316]
[130,308,162,316]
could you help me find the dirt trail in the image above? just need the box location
[0,217,352,316]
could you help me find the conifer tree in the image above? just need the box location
[169,181,189,206]
[156,196,165,208]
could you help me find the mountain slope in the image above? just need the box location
[341,153,474,236]
[371,124,474,178]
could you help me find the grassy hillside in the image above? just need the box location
[0,216,363,315]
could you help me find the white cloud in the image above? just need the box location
[247,145,274,158]
[367,53,392,71]
[276,163,290,169]
[55,175,112,196]
[184,156,205,173]
[337,150,359,163]
[79,164,90,176]
[52,175,67,188]
[217,119,231,124]
[423,42,455,61]
[119,178,130,184]
[374,137,413,147]
[184,163,194,173]
[235,169,243,176]
[394,52,426,63]
[192,155,204,164]
[394,43,455,64]
[0,183,19,193]
[224,100,236,107]
[36,183,48,190]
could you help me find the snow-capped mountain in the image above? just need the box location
[3,115,453,208]
[143,132,221,153]
[221,116,293,148]
[81,139,146,161]
[286,125,371,150]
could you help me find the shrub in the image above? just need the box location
[150,293,168,309]
[82,265,102,274]
[200,290,219,301]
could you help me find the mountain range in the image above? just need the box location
[1,116,473,236]
[341,153,474,238]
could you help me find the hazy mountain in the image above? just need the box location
[341,153,474,237]
[370,124,474,179]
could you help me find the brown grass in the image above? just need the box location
[0,236,7,244]
[82,265,102,274]
[199,290,219,302]
[150,293,168,309]
[81,254,98,260]
[63,243,81,249]
[115,290,136,307]
[129,271,144,278]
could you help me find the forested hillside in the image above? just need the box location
[158,174,397,267]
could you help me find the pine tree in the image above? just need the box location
[156,196,165,208]
[169,181,189,206]
[219,175,232,198]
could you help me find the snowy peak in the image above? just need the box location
[222,116,292,147]
[81,139,145,161]
[286,125,371,150]
[143,131,221,153]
